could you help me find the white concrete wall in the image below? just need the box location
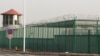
[13,15,17,25]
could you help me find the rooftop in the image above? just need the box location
[1,9,22,16]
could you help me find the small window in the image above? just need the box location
[9,19,13,24]
[15,20,19,25]
[8,15,13,25]
[5,18,8,25]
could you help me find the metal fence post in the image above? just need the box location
[73,17,76,52]
[96,18,99,53]
[88,30,90,53]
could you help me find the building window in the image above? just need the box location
[9,18,13,24]
[15,20,19,25]
[8,15,13,25]
[5,16,8,25]
[3,15,5,24]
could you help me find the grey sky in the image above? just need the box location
[0,0,100,26]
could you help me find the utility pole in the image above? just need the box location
[23,0,26,52]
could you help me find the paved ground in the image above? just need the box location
[0,53,57,56]
[0,53,54,56]
[0,53,99,56]
[0,54,33,56]
[0,49,99,56]
[0,50,57,56]
[0,54,56,56]
[0,52,98,56]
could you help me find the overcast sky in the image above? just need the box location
[0,0,100,26]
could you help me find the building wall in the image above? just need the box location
[12,26,99,39]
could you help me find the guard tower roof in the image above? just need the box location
[1,9,22,16]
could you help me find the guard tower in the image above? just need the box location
[1,9,22,29]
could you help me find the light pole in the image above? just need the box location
[23,0,26,52]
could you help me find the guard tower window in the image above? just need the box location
[15,20,19,25]
[3,15,5,24]
[5,15,8,25]
[17,16,19,19]
[9,15,13,24]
